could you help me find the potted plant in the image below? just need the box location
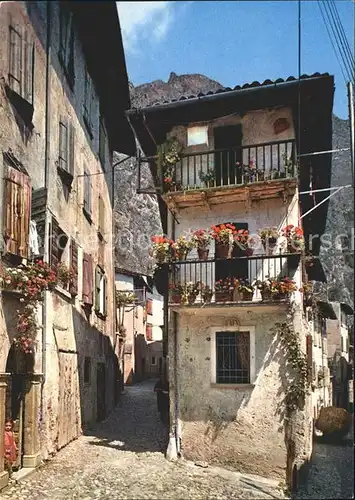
[199,168,215,188]
[169,283,182,304]
[258,227,279,255]
[254,278,275,301]
[273,276,297,300]
[211,223,236,258]
[281,225,305,253]
[181,282,201,305]
[56,262,74,289]
[201,284,213,303]
[237,278,254,301]
[234,229,255,256]
[172,235,194,261]
[192,229,212,260]
[300,281,313,306]
[215,277,238,302]
[151,235,173,263]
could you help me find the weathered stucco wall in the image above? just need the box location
[0,0,117,464]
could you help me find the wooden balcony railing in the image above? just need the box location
[161,139,296,193]
[167,253,300,305]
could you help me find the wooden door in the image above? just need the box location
[214,125,242,186]
[58,352,80,449]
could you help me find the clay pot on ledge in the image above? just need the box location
[261,289,272,301]
[240,290,253,301]
[215,290,233,302]
[171,293,181,304]
[197,247,209,260]
[215,243,230,259]
[188,294,198,305]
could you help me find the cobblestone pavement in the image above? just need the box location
[294,422,354,499]
[1,379,285,500]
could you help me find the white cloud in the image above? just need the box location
[117,2,173,52]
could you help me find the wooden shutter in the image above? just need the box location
[50,219,60,268]
[146,298,153,316]
[82,253,93,306]
[103,274,108,317]
[99,117,106,167]
[9,24,22,95]
[23,29,34,103]
[59,118,68,171]
[95,266,101,311]
[69,240,78,296]
[146,324,153,341]
[69,123,75,177]
[98,195,105,235]
[83,168,92,215]
[306,335,313,383]
[3,166,31,257]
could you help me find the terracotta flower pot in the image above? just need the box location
[202,294,213,303]
[171,293,181,304]
[188,294,198,305]
[244,247,254,256]
[273,292,288,301]
[261,289,272,301]
[156,251,167,264]
[215,243,230,259]
[215,290,233,302]
[197,247,209,260]
[241,290,253,301]
[262,237,277,255]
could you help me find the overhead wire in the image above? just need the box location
[328,0,354,79]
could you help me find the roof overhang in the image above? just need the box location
[317,301,337,319]
[70,1,136,155]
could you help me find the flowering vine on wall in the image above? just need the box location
[0,260,72,354]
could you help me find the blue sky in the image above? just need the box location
[117,1,354,118]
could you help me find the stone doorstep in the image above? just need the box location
[11,467,37,483]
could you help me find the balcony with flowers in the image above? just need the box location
[151,224,304,311]
[151,137,297,210]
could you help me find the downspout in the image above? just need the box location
[40,0,52,420]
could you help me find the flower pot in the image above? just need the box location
[215,290,233,302]
[304,294,313,307]
[240,290,253,301]
[261,289,272,301]
[273,292,288,301]
[244,247,254,256]
[171,293,181,304]
[262,237,277,255]
[175,250,188,261]
[188,294,197,305]
[202,294,213,304]
[156,252,167,264]
[197,247,209,260]
[215,243,230,259]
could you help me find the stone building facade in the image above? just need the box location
[0,0,135,489]
[115,270,164,385]
[128,73,334,487]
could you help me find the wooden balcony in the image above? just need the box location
[159,139,297,210]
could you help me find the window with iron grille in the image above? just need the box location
[216,331,250,384]
[58,4,75,88]
[8,23,34,104]
[83,167,92,221]
[146,324,153,341]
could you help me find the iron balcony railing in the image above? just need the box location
[168,253,300,305]
[160,139,296,192]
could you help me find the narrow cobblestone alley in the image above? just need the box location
[1,379,285,500]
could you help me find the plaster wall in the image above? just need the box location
[168,107,295,188]
[169,304,311,479]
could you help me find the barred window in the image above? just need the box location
[216,331,250,384]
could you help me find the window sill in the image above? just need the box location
[83,208,93,224]
[210,383,255,390]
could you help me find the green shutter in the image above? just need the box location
[95,266,101,312]
[103,274,108,317]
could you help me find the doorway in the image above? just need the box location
[213,125,242,186]
[96,363,106,422]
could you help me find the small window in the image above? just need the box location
[146,324,153,341]
[187,125,208,146]
[95,266,107,318]
[83,68,94,136]
[83,167,92,221]
[146,298,153,316]
[58,4,75,88]
[216,331,250,384]
[8,23,34,104]
[151,356,156,366]
[82,253,93,306]
[58,118,75,185]
[84,357,91,383]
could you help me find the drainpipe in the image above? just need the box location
[40,1,52,420]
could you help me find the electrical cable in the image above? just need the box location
[328,0,354,79]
